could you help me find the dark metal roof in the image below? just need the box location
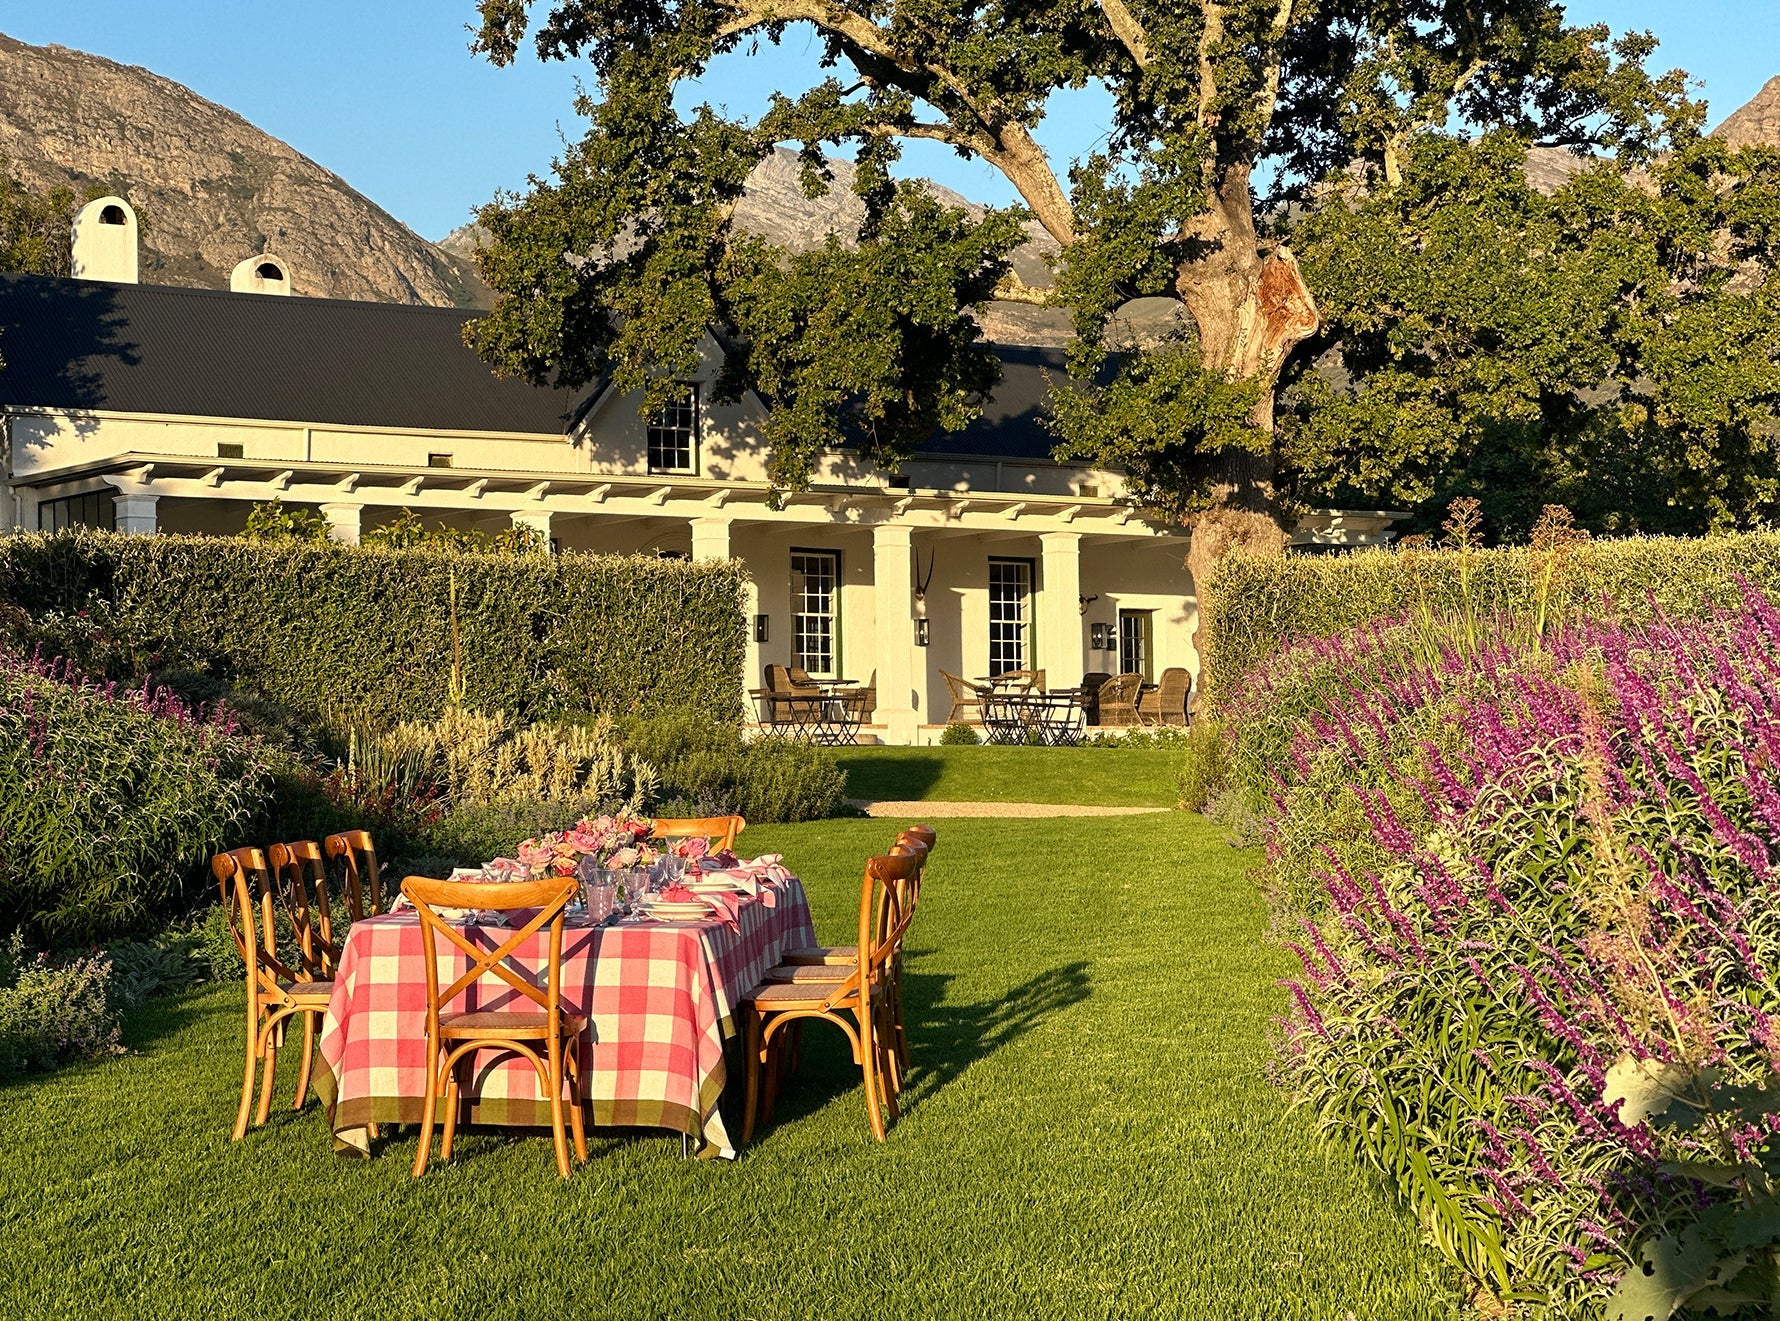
[0,274,1073,460]
[0,274,586,434]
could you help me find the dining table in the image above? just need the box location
[313,858,817,1160]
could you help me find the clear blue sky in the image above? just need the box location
[5,2,1777,241]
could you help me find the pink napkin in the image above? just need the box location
[696,853,792,906]
[700,890,746,930]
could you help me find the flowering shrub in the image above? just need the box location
[0,933,120,1079]
[0,651,270,941]
[1258,585,1780,1315]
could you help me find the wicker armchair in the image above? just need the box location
[1137,667,1192,727]
[1079,671,1113,725]
[941,670,988,724]
[1096,673,1144,727]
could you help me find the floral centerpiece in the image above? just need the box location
[516,814,659,878]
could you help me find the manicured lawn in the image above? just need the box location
[836,745,1184,806]
[0,815,1461,1319]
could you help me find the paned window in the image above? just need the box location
[791,550,840,677]
[38,491,116,533]
[988,559,1033,677]
[646,383,699,475]
[1119,609,1153,680]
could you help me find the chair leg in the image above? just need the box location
[440,1054,463,1162]
[858,1020,886,1143]
[293,1013,317,1110]
[566,1041,588,1164]
[412,1037,440,1178]
[760,1032,781,1130]
[742,1011,765,1144]
[547,1045,571,1179]
[232,1011,261,1141]
[254,1029,279,1127]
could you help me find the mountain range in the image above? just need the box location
[2,30,1776,348]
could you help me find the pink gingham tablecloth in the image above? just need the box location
[313,874,815,1159]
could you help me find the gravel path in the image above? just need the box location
[848,799,1173,818]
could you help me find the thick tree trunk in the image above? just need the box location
[1172,163,1321,706]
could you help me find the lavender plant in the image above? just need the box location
[1258,583,1780,1316]
[0,650,270,941]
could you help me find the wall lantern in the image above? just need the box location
[1090,621,1112,651]
[754,614,770,643]
[915,618,930,647]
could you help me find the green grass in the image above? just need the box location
[0,815,1461,1319]
[835,745,1183,807]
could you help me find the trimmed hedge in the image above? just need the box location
[1199,531,1780,704]
[0,531,748,727]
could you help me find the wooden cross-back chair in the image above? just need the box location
[648,815,746,854]
[741,846,924,1143]
[212,847,335,1140]
[402,874,588,1179]
[323,829,382,920]
[769,826,935,1095]
[268,840,342,981]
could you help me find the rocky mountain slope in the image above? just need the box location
[1716,74,1780,151]
[0,32,488,306]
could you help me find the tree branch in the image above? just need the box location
[1097,0,1152,68]
[993,270,1051,305]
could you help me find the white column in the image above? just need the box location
[319,502,362,546]
[690,516,732,562]
[114,493,159,536]
[872,523,919,744]
[511,510,553,553]
[1039,531,1084,691]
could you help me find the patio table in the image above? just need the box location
[313,869,816,1160]
[982,689,1085,746]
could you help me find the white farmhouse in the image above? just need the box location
[0,196,1402,741]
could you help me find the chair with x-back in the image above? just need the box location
[323,829,382,920]
[212,847,336,1139]
[648,815,746,854]
[402,874,588,1178]
[743,842,925,1142]
[268,840,343,982]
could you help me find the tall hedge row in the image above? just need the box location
[1199,531,1780,701]
[0,532,748,726]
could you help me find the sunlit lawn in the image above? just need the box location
[835,745,1183,807]
[0,814,1461,1319]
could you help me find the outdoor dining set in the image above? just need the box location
[942,666,1194,745]
[750,662,1191,744]
[209,815,935,1175]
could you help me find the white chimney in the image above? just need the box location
[71,197,140,284]
[230,254,292,296]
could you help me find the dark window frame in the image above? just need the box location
[646,382,700,476]
[38,490,117,533]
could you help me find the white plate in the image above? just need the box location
[641,900,711,920]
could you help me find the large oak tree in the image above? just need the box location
[466,0,1695,566]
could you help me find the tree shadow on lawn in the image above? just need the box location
[759,960,1092,1129]
[833,752,944,802]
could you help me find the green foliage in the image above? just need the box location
[938,722,980,746]
[0,162,98,280]
[617,711,847,823]
[1173,720,1227,814]
[241,499,331,545]
[1283,132,1780,536]
[409,796,622,872]
[359,508,544,554]
[0,938,119,1080]
[466,1,1695,513]
[0,654,270,942]
[0,530,747,730]
[1199,529,1780,707]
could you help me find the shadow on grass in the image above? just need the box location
[759,960,1092,1129]
[833,752,945,802]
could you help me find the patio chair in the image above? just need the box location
[648,814,745,853]
[269,840,347,982]
[1097,673,1144,727]
[1137,667,1192,727]
[996,668,1045,693]
[941,670,988,724]
[771,826,935,1090]
[403,873,588,1178]
[1079,672,1113,725]
[212,847,336,1139]
[787,665,818,688]
[741,844,923,1143]
[754,664,822,731]
[323,829,383,919]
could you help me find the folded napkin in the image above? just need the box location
[695,853,792,906]
[699,890,746,930]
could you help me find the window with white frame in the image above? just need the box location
[791,550,840,677]
[646,383,699,475]
[988,558,1033,677]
